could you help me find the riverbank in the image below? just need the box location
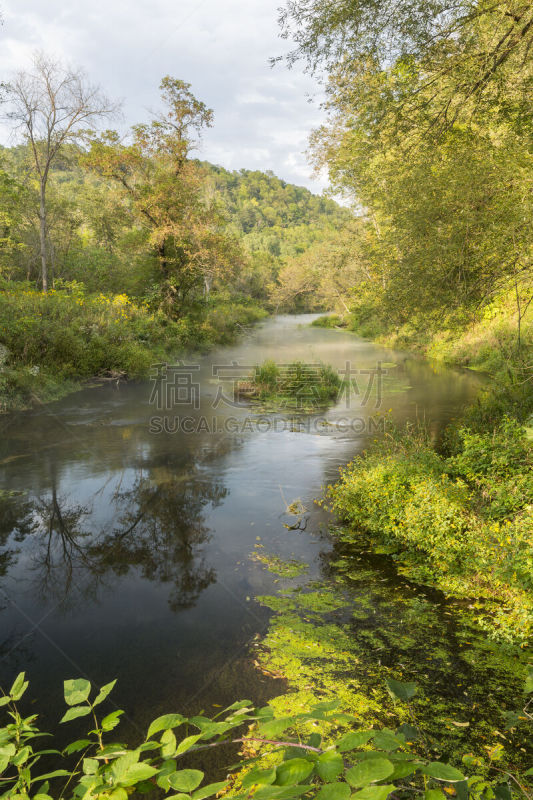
[311,313,533,645]
[312,291,532,394]
[0,281,267,412]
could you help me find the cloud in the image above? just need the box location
[0,0,328,192]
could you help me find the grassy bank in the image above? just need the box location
[0,281,266,412]
[327,413,533,647]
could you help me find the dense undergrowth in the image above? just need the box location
[0,281,266,411]
[326,412,533,646]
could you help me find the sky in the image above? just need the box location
[0,0,329,192]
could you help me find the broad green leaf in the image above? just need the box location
[165,795,190,800]
[83,758,99,775]
[147,713,185,739]
[12,746,31,766]
[524,668,533,694]
[109,789,128,800]
[420,763,465,782]
[372,729,404,751]
[122,762,158,786]
[60,705,92,724]
[352,784,395,800]
[390,761,419,779]
[0,697,10,707]
[168,768,205,792]
[93,680,117,706]
[275,757,315,786]
[175,734,203,755]
[192,780,228,799]
[523,767,533,777]
[161,728,177,758]
[258,715,298,738]
[425,790,446,800]
[337,730,373,752]
[101,710,124,731]
[316,751,344,781]
[64,678,91,706]
[385,679,417,702]
[10,672,29,701]
[316,783,351,800]
[242,767,277,788]
[346,758,395,788]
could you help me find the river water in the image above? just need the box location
[0,315,487,744]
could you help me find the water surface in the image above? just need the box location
[0,315,484,741]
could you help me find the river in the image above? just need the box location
[0,314,495,749]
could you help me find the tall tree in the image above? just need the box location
[3,52,117,291]
[85,77,241,311]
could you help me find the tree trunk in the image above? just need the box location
[39,181,48,293]
[158,242,168,277]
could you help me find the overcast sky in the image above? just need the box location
[0,0,329,192]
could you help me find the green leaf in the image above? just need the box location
[390,761,419,779]
[316,751,344,782]
[420,763,465,782]
[101,710,124,731]
[192,780,228,800]
[425,790,446,800]
[175,734,203,755]
[83,758,99,775]
[316,783,351,800]
[156,758,177,790]
[93,680,117,706]
[122,762,158,786]
[254,785,314,800]
[346,758,395,788]
[523,767,533,777]
[63,738,92,755]
[275,757,315,786]
[372,730,404,751]
[9,672,29,701]
[60,705,92,723]
[0,696,10,707]
[352,785,395,800]
[31,769,70,782]
[337,731,374,752]
[168,769,205,792]
[64,678,91,706]
[161,728,177,758]
[385,679,417,702]
[109,789,128,800]
[242,767,278,788]
[524,668,533,694]
[493,785,512,800]
[258,716,297,739]
[147,713,185,739]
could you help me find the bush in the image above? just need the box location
[328,419,533,645]
[2,671,531,800]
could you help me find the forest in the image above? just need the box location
[0,1,532,800]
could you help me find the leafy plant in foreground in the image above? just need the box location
[0,672,531,800]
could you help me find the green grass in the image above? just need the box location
[238,359,341,409]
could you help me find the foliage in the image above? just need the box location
[327,417,533,645]
[0,281,265,410]
[238,360,341,408]
[1,671,531,800]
